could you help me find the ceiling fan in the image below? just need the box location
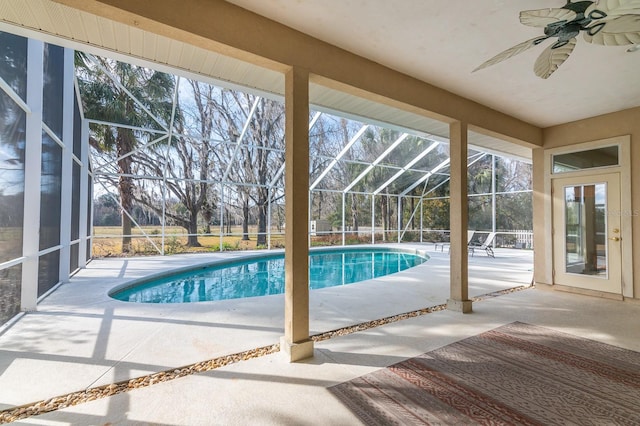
[474,0,640,78]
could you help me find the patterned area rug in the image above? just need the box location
[330,322,640,425]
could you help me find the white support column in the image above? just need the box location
[306,113,321,248]
[491,154,497,245]
[219,183,224,252]
[268,186,273,250]
[267,162,285,250]
[420,198,423,242]
[21,39,44,311]
[89,175,94,257]
[78,120,90,268]
[371,195,375,244]
[59,47,74,281]
[281,66,313,362]
[308,190,312,248]
[341,192,346,246]
[398,196,402,243]
[447,121,472,313]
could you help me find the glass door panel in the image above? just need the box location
[564,184,607,277]
[552,173,621,294]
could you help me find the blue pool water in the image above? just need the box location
[110,249,428,303]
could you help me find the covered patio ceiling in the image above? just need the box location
[0,0,543,160]
[227,0,640,129]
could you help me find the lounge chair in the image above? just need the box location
[435,230,475,253]
[469,232,496,257]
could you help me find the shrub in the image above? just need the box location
[165,236,184,254]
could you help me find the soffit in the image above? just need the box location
[0,0,284,95]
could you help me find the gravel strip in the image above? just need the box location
[0,284,532,424]
[0,344,279,424]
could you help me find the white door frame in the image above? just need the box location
[544,135,633,298]
[552,173,621,293]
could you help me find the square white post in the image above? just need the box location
[78,119,90,267]
[59,47,75,281]
[21,39,44,311]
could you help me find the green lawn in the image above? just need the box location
[92,225,285,256]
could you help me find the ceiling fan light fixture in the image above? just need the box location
[474,0,640,78]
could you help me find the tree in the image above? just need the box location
[210,92,285,246]
[336,119,371,234]
[309,113,347,225]
[76,54,176,252]
[244,97,286,246]
[93,194,121,226]
[356,127,402,240]
[161,80,214,246]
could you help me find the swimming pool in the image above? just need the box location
[110,248,428,304]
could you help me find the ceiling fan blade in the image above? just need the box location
[520,8,577,27]
[585,0,640,18]
[473,37,545,72]
[584,14,640,45]
[534,38,576,79]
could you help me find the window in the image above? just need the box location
[552,146,619,173]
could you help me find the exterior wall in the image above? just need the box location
[534,107,640,299]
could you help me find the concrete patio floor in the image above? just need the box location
[1,245,638,424]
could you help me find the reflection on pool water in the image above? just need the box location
[110,249,428,303]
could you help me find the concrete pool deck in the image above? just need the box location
[3,244,636,424]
